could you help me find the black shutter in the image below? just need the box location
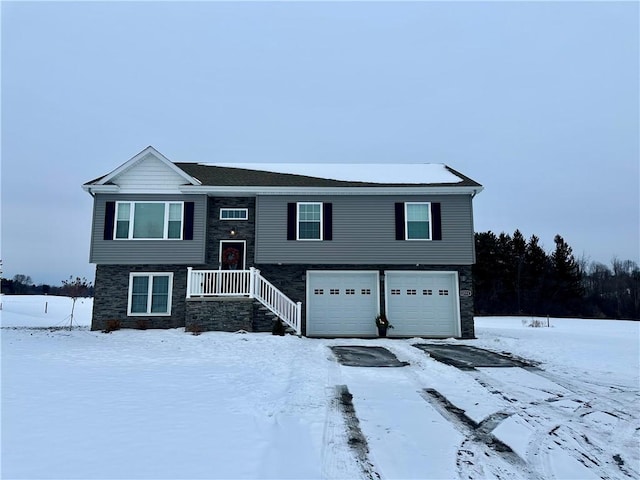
[323,203,333,241]
[287,203,297,240]
[104,201,115,240]
[183,202,195,240]
[431,202,442,241]
[395,202,405,240]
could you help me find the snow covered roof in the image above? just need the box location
[83,147,483,195]
[206,163,462,184]
[176,162,482,188]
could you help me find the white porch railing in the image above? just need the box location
[186,267,302,335]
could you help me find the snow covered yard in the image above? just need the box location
[1,295,639,479]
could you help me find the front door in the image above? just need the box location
[219,241,246,270]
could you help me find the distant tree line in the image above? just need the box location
[2,236,638,320]
[1,274,94,297]
[474,230,639,320]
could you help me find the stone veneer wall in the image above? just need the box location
[93,263,473,336]
[92,264,188,331]
[254,264,475,339]
[185,297,253,332]
[206,197,256,267]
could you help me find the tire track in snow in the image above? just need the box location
[420,388,545,480]
[384,343,539,479]
[385,342,639,479]
[321,351,380,480]
[469,367,639,479]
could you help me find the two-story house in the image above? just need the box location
[83,146,483,338]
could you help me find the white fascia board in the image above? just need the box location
[82,185,202,195]
[96,146,201,186]
[179,185,484,196]
[82,184,120,194]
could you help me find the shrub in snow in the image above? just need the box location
[272,319,286,336]
[102,319,121,333]
[186,324,203,336]
[522,317,550,328]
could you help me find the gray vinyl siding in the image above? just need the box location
[255,194,476,265]
[90,194,207,264]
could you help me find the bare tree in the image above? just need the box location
[60,276,92,330]
[12,274,33,294]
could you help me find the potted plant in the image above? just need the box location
[375,313,393,337]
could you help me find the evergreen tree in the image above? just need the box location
[473,231,500,314]
[523,234,550,315]
[512,230,527,313]
[549,235,583,315]
[474,230,637,319]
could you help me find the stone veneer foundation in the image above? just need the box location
[93,263,474,338]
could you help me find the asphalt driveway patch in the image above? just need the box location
[413,344,537,370]
[330,346,409,367]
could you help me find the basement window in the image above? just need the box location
[128,273,173,316]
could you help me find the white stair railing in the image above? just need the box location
[187,267,301,335]
[251,268,302,336]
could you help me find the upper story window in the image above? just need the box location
[287,202,332,241]
[115,202,183,240]
[297,202,322,240]
[405,202,431,240]
[395,201,441,241]
[220,208,248,220]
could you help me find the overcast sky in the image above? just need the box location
[2,1,638,286]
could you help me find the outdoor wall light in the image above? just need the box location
[229,228,237,237]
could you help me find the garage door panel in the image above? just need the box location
[307,271,379,336]
[385,271,459,337]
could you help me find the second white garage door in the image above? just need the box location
[385,271,460,337]
[306,271,379,337]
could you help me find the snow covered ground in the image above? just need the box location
[1,295,638,479]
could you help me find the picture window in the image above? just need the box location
[115,201,183,240]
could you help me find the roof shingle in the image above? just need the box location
[175,163,482,188]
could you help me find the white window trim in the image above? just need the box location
[115,201,184,240]
[127,272,174,316]
[405,202,432,241]
[297,202,323,241]
[220,208,249,220]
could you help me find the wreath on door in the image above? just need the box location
[222,247,240,270]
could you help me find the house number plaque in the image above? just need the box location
[459,290,472,297]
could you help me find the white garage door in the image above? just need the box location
[385,271,460,337]
[306,271,379,337]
